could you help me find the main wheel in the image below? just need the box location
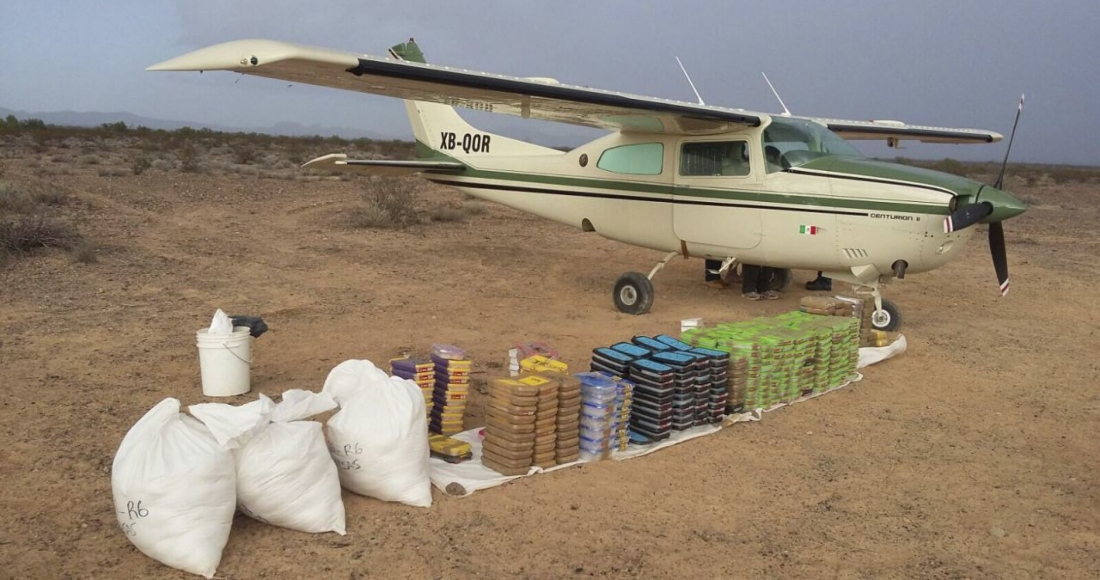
[767,268,792,292]
[870,299,902,331]
[613,272,654,315]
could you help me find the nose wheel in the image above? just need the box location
[870,298,902,332]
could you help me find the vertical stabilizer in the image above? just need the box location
[388,39,555,158]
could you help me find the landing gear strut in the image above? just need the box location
[826,273,904,332]
[612,251,678,315]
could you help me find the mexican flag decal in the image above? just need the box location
[799,225,818,235]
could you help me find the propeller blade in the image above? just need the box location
[943,201,993,233]
[989,221,1009,296]
[994,94,1025,190]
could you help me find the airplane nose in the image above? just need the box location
[978,185,1027,223]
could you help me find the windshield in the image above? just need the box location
[762,117,862,172]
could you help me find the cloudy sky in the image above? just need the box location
[3,0,1096,164]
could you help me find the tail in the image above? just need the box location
[388,39,555,159]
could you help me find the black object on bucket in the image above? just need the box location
[230,315,268,338]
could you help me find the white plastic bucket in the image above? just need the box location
[196,326,252,397]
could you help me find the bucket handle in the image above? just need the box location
[221,342,252,366]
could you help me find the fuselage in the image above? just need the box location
[423,116,1010,285]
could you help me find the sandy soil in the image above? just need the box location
[1,136,1098,579]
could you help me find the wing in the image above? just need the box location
[302,154,464,176]
[148,39,761,135]
[801,116,1003,144]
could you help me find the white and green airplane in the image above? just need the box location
[150,38,1026,330]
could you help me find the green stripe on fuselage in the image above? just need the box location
[415,141,953,215]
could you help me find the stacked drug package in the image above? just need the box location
[515,374,560,469]
[429,344,470,435]
[588,336,731,444]
[648,350,701,431]
[652,334,733,417]
[684,312,859,410]
[482,378,538,475]
[555,375,581,464]
[390,357,435,418]
[576,373,619,461]
[603,374,634,452]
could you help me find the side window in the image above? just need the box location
[596,143,664,175]
[680,141,750,177]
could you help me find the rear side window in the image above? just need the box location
[680,141,750,176]
[597,143,664,175]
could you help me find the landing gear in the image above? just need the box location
[870,298,902,331]
[826,272,904,332]
[613,272,654,315]
[769,268,792,292]
[612,250,678,315]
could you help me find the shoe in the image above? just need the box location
[705,279,730,289]
[742,292,762,300]
[805,278,832,291]
[763,290,780,300]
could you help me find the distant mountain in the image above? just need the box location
[0,106,393,141]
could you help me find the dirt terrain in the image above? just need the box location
[1,131,1098,579]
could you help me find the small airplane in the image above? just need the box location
[149,38,1027,330]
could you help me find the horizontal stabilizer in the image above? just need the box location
[302,154,464,176]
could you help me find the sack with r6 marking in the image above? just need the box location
[111,398,236,578]
[323,359,432,507]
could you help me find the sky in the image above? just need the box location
[2,0,1097,165]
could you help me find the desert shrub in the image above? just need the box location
[179,144,202,173]
[131,154,152,175]
[0,214,76,253]
[347,178,420,229]
[0,181,67,213]
[232,143,258,165]
[464,201,488,216]
[70,241,98,264]
[430,206,466,223]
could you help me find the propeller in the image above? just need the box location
[941,95,1024,296]
[988,95,1024,296]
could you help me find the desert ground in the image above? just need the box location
[1,128,1098,579]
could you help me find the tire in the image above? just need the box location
[768,268,792,292]
[613,272,654,315]
[870,299,902,331]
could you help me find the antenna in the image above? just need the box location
[761,72,791,116]
[675,57,705,106]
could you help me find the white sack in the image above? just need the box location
[111,398,236,579]
[208,309,234,336]
[323,360,432,507]
[190,391,346,535]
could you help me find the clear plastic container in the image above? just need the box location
[431,343,467,360]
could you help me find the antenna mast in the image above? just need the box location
[675,57,705,106]
[761,72,791,116]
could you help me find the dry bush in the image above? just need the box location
[464,201,489,216]
[346,178,420,229]
[178,144,202,173]
[430,206,466,223]
[0,214,76,253]
[0,181,67,213]
[69,241,98,264]
[131,155,152,175]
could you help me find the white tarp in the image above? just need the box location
[429,337,905,497]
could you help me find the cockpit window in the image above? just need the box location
[679,141,750,177]
[763,117,862,172]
